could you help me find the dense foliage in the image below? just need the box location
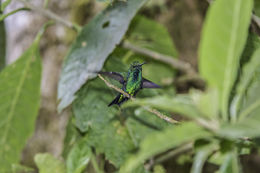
[1,0,260,172]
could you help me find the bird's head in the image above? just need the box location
[130,61,146,71]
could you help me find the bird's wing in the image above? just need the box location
[142,78,161,88]
[98,72,125,84]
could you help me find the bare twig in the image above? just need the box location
[15,0,81,32]
[122,41,197,76]
[98,74,179,124]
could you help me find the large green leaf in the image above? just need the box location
[231,48,260,121]
[119,122,212,173]
[199,0,253,120]
[0,29,43,172]
[58,0,147,111]
[35,153,66,173]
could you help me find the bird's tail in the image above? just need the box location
[108,94,128,107]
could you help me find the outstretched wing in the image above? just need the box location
[98,72,125,84]
[142,78,161,88]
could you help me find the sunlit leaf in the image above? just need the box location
[199,0,253,120]
[66,137,91,173]
[58,0,147,111]
[34,153,66,173]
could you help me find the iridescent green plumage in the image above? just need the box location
[99,61,160,106]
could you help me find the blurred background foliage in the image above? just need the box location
[1,0,260,173]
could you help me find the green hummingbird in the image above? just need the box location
[99,61,161,106]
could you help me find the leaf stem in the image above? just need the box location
[91,153,104,173]
[98,74,179,124]
[0,7,30,21]
[15,0,81,32]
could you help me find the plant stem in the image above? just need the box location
[15,0,81,32]
[154,142,193,164]
[91,153,104,173]
[0,7,29,21]
[122,41,198,76]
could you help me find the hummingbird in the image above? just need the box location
[99,61,161,106]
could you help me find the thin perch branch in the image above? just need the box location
[15,0,81,32]
[98,74,179,124]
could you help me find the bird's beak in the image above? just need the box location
[140,62,147,66]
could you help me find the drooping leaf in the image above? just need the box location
[199,0,253,120]
[58,0,147,111]
[34,153,66,173]
[231,48,260,121]
[66,137,91,173]
[218,114,260,139]
[0,27,44,172]
[120,122,212,173]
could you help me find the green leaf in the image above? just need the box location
[123,95,203,119]
[127,15,178,57]
[218,114,260,139]
[199,0,253,120]
[58,0,147,111]
[231,48,260,121]
[11,164,34,173]
[66,137,91,173]
[120,122,212,173]
[72,58,135,167]
[1,0,12,11]
[34,153,66,173]
[0,29,43,172]
[191,144,217,173]
[216,151,241,173]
